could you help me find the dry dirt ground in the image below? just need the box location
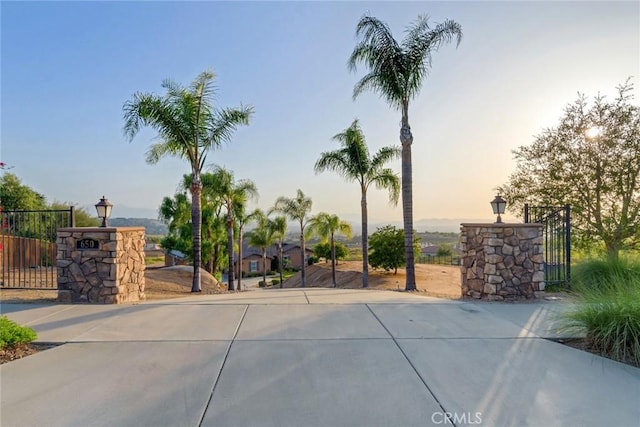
[284,261,462,298]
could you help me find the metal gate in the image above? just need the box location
[1,208,75,289]
[524,204,571,288]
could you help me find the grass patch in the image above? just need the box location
[146,256,165,265]
[560,257,640,366]
[572,256,640,291]
[0,316,37,349]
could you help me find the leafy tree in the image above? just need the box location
[349,15,462,290]
[159,192,196,260]
[273,189,313,287]
[436,243,453,257]
[314,241,348,263]
[369,225,421,274]
[315,119,400,287]
[123,70,253,292]
[308,212,352,287]
[500,80,640,259]
[0,173,46,210]
[50,202,100,227]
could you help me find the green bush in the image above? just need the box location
[572,256,640,291]
[258,280,266,288]
[560,257,640,366]
[272,279,280,286]
[0,316,37,349]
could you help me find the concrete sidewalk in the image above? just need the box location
[1,289,639,426]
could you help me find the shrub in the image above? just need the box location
[272,279,280,286]
[258,280,266,288]
[560,257,640,366]
[572,256,640,291]
[0,316,37,349]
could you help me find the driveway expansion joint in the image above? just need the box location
[365,304,453,423]
[197,304,249,427]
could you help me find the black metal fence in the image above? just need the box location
[416,255,461,266]
[1,208,75,289]
[524,204,571,288]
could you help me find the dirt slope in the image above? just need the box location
[283,261,461,299]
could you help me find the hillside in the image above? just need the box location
[109,217,167,235]
[282,261,461,299]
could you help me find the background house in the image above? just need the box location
[237,242,314,276]
[238,244,273,277]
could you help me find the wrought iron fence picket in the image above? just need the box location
[524,203,571,288]
[1,208,74,289]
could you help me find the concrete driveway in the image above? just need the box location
[1,289,639,426]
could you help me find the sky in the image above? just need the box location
[1,1,638,230]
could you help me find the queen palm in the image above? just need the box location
[181,172,227,274]
[246,210,278,288]
[349,15,462,290]
[123,70,253,292]
[315,119,400,288]
[273,190,312,287]
[235,204,261,291]
[208,165,258,291]
[308,213,353,288]
[268,215,288,288]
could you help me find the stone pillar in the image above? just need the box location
[460,223,544,300]
[56,227,145,303]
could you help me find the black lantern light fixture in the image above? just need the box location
[490,194,506,224]
[95,196,113,227]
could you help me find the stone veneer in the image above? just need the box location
[57,227,145,303]
[460,223,544,300]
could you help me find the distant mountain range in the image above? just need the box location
[107,216,515,237]
[109,218,168,235]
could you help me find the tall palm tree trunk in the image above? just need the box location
[190,181,203,292]
[227,214,235,291]
[361,187,369,288]
[330,233,337,287]
[279,242,284,288]
[401,106,416,291]
[300,224,306,288]
[262,249,267,287]
[237,230,244,291]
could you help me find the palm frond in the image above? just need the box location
[372,168,401,205]
[403,17,463,100]
[370,146,401,171]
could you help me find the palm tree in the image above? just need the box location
[315,119,400,287]
[273,190,312,287]
[268,215,288,288]
[235,205,261,291]
[308,213,353,287]
[123,70,253,292]
[246,210,277,287]
[181,172,227,274]
[349,15,462,290]
[208,166,258,291]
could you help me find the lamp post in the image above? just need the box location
[95,196,113,227]
[490,194,506,224]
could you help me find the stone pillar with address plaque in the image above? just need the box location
[56,227,145,303]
